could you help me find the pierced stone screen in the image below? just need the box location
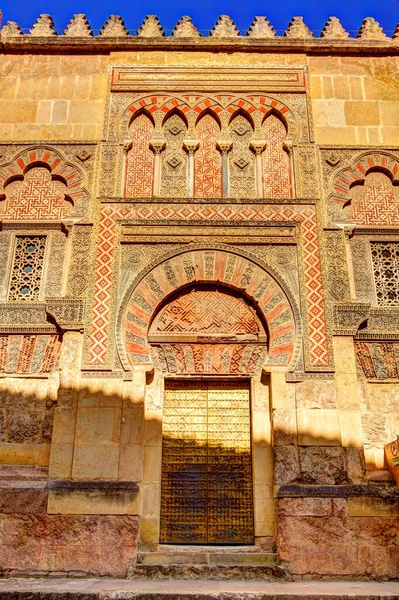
[371,241,399,306]
[8,236,46,302]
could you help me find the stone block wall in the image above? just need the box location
[0,15,398,579]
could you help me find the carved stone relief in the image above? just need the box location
[351,236,374,303]
[67,225,94,297]
[324,231,350,301]
[160,113,188,198]
[229,114,256,198]
[45,231,67,298]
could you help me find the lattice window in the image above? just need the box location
[8,236,46,302]
[371,242,399,306]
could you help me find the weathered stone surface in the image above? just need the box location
[284,17,313,38]
[0,488,47,514]
[100,15,129,37]
[0,411,5,443]
[247,17,275,38]
[0,514,139,576]
[173,16,200,38]
[298,447,347,484]
[321,17,350,39]
[362,413,391,446]
[295,380,337,409]
[210,15,239,37]
[127,563,290,581]
[8,412,42,443]
[274,446,300,485]
[276,497,334,517]
[137,15,164,37]
[346,447,367,484]
[273,409,296,446]
[277,513,399,577]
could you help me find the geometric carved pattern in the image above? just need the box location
[88,204,327,368]
[324,231,350,301]
[125,114,154,197]
[370,242,399,306]
[8,236,46,302]
[229,114,256,199]
[345,172,399,226]
[152,289,261,335]
[0,334,60,373]
[160,381,253,544]
[149,288,266,375]
[355,341,399,380]
[262,114,291,198]
[329,152,399,224]
[120,248,297,369]
[123,95,293,144]
[161,113,187,198]
[4,167,71,220]
[150,343,266,375]
[0,147,88,218]
[195,114,222,198]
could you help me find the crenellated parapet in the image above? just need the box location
[0,13,398,50]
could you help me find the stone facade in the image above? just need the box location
[0,13,398,580]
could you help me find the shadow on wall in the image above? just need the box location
[0,377,398,579]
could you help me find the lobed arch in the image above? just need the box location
[194,107,222,130]
[0,147,89,218]
[118,94,300,143]
[327,151,399,223]
[116,244,302,373]
[228,107,256,130]
[161,106,189,128]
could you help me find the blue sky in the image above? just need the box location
[1,0,398,35]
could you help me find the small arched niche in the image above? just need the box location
[147,284,267,375]
[344,170,399,225]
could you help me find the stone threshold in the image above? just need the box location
[0,578,398,599]
[138,550,277,565]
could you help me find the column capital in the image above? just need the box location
[250,139,266,156]
[216,138,233,155]
[149,137,166,155]
[183,138,200,154]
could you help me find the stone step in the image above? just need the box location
[138,551,278,566]
[127,564,290,581]
[0,579,398,600]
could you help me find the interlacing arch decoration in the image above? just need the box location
[116,245,302,372]
[123,94,299,198]
[328,152,399,225]
[0,147,89,219]
[120,93,299,143]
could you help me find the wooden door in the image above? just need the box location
[160,380,253,544]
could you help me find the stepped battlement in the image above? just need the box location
[0,14,398,50]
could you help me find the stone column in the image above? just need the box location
[149,137,166,197]
[122,141,133,195]
[183,139,199,198]
[344,227,357,300]
[250,139,266,198]
[217,138,232,198]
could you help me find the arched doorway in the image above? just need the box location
[148,284,266,543]
[117,245,300,546]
